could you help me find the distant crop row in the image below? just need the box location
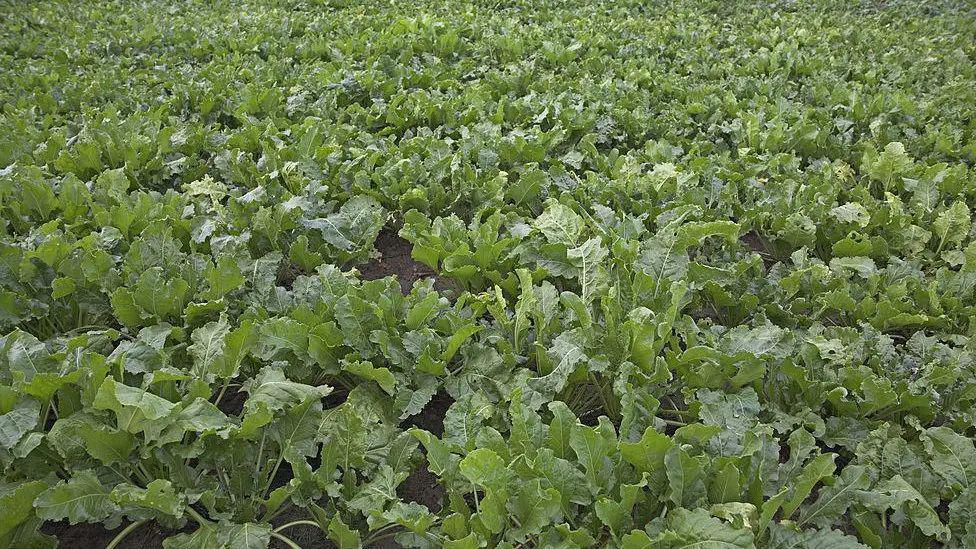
[1,0,975,547]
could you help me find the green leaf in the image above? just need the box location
[270,397,323,465]
[476,486,508,534]
[177,398,232,435]
[93,378,177,435]
[697,387,762,454]
[710,462,743,504]
[933,201,971,252]
[595,476,646,535]
[567,238,608,302]
[394,376,438,419]
[921,426,976,495]
[529,329,587,396]
[665,444,706,508]
[948,485,976,547]
[620,426,673,489]
[111,479,185,517]
[130,267,189,321]
[288,235,324,272]
[162,525,220,549]
[798,465,873,528]
[828,203,871,228]
[242,366,331,417]
[218,522,272,549]
[655,507,756,547]
[725,324,791,358]
[257,317,309,357]
[506,166,544,207]
[443,392,494,450]
[406,292,442,331]
[188,315,231,378]
[95,168,131,202]
[343,360,396,395]
[534,201,585,246]
[530,448,590,510]
[621,530,654,549]
[767,523,868,549]
[304,195,385,254]
[443,533,482,549]
[864,141,912,187]
[5,330,58,386]
[77,421,135,464]
[459,448,511,489]
[111,289,145,328]
[384,501,436,534]
[203,256,245,300]
[509,388,545,458]
[34,470,118,524]
[509,478,562,539]
[674,220,740,249]
[328,514,362,549]
[441,323,482,363]
[51,277,76,299]
[554,523,597,547]
[0,481,47,537]
[639,238,690,282]
[0,407,37,450]
[828,257,876,278]
[570,417,617,496]
[860,475,949,542]
[780,453,837,519]
[546,401,578,460]
[211,320,255,378]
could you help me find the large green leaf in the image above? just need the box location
[34,470,118,524]
[93,378,177,435]
[0,481,47,537]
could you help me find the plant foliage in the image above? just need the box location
[1,0,975,547]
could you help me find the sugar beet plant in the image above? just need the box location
[2,0,976,547]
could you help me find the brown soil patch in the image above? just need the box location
[41,520,190,549]
[740,231,777,270]
[360,230,452,295]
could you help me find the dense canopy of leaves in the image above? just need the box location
[1,0,975,547]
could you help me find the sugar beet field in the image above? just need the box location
[1,0,976,547]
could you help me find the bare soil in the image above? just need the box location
[360,229,452,295]
[739,231,777,270]
[41,520,188,549]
